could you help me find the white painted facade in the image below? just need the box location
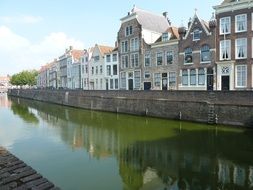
[104,50,119,90]
[81,48,93,90]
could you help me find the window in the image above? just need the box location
[193,29,200,41]
[106,55,111,62]
[166,51,173,64]
[121,41,128,53]
[113,65,117,75]
[134,71,141,89]
[144,71,151,79]
[220,17,231,34]
[169,72,176,88]
[201,45,211,62]
[154,73,161,87]
[100,65,103,74]
[94,56,100,61]
[112,54,117,62]
[130,38,139,51]
[190,69,196,85]
[185,48,193,64]
[220,40,231,60]
[92,67,94,75]
[110,79,113,89]
[162,33,170,42]
[121,55,129,69]
[82,65,84,74]
[236,65,247,87]
[125,26,133,36]
[130,53,139,67]
[120,72,126,89]
[145,53,151,67]
[157,52,163,66]
[85,65,88,73]
[198,68,205,85]
[236,38,247,59]
[236,14,247,32]
[96,66,98,74]
[106,65,111,76]
[85,57,88,62]
[115,79,119,89]
[100,79,103,89]
[182,70,188,85]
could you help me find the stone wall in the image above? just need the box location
[8,89,253,127]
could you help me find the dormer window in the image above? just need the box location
[193,29,200,41]
[162,32,171,42]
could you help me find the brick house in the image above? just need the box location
[143,26,179,90]
[178,12,216,91]
[214,0,253,90]
[118,6,170,90]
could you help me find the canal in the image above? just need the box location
[0,94,253,190]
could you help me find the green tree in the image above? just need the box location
[10,70,38,86]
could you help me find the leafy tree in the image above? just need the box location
[10,70,38,86]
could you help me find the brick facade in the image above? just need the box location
[178,14,216,91]
[214,1,253,90]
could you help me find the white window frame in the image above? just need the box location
[144,53,151,67]
[235,65,247,88]
[220,40,231,60]
[235,38,247,59]
[220,17,231,35]
[235,14,247,33]
[156,52,163,66]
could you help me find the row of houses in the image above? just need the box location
[37,0,253,91]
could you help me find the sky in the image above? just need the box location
[0,0,221,76]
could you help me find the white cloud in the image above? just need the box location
[0,26,84,76]
[0,15,43,24]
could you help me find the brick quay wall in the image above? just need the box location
[8,89,253,127]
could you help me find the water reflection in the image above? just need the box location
[0,94,11,108]
[8,97,253,190]
[10,99,39,124]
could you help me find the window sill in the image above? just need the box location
[184,62,193,65]
[235,30,247,33]
[219,59,231,61]
[220,32,230,35]
[200,61,211,64]
[235,57,247,60]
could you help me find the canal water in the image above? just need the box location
[0,94,253,190]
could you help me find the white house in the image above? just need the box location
[80,48,94,90]
[104,48,119,90]
[89,44,114,90]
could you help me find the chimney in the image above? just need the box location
[163,12,168,19]
[115,41,118,48]
[69,46,73,50]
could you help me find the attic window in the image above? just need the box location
[193,29,200,41]
[162,33,170,42]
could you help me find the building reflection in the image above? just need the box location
[8,97,253,190]
[0,94,11,108]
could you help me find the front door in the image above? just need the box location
[144,82,151,90]
[222,76,230,91]
[207,68,214,91]
[128,79,133,90]
[162,73,168,90]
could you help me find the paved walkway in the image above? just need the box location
[0,147,60,190]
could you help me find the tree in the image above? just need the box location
[10,70,38,86]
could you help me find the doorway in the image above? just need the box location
[162,73,168,90]
[207,68,213,91]
[128,79,133,90]
[221,76,230,91]
[144,82,151,90]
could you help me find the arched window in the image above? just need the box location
[184,48,192,64]
[193,28,201,41]
[201,45,211,62]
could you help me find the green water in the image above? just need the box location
[0,94,253,190]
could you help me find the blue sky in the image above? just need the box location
[0,0,221,76]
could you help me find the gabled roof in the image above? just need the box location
[97,45,114,56]
[155,26,179,43]
[130,6,170,33]
[71,50,84,62]
[184,13,210,39]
